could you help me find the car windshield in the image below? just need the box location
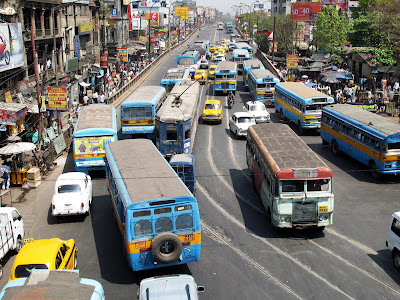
[15,264,48,278]
[205,103,221,109]
[58,184,81,193]
[250,105,266,111]
[237,117,254,123]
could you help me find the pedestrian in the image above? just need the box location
[99,93,105,104]
[93,91,98,103]
[1,164,10,190]
[83,94,88,106]
[394,80,399,93]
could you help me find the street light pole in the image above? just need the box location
[148,2,157,55]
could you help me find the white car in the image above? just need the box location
[199,59,209,69]
[386,211,400,270]
[229,112,256,138]
[243,101,271,123]
[52,172,93,217]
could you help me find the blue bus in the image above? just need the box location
[169,154,196,193]
[105,139,201,271]
[248,68,280,105]
[177,49,201,75]
[73,104,117,173]
[235,42,253,57]
[214,61,237,95]
[232,49,251,74]
[321,104,400,177]
[121,85,166,139]
[274,82,335,132]
[156,79,201,156]
[160,68,191,96]
[243,59,265,90]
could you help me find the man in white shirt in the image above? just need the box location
[93,91,98,103]
[99,93,105,104]
[83,95,88,105]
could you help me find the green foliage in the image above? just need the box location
[350,48,396,66]
[312,6,350,54]
[330,54,343,65]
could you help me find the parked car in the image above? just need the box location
[243,101,271,123]
[387,211,400,270]
[137,275,204,300]
[202,99,222,123]
[9,238,78,282]
[194,70,207,84]
[0,207,24,279]
[209,64,218,79]
[52,172,92,217]
[199,59,209,69]
[229,112,256,138]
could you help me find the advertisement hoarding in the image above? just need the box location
[100,54,107,67]
[0,23,24,73]
[146,12,159,26]
[291,2,321,21]
[47,87,68,111]
[286,54,299,68]
[74,136,116,157]
[116,47,128,62]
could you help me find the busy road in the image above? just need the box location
[1,25,400,299]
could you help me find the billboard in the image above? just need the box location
[286,54,299,69]
[175,6,189,19]
[74,136,116,157]
[48,87,68,111]
[0,23,24,73]
[291,2,321,21]
[147,12,159,26]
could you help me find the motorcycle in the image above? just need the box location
[227,94,234,109]
[0,35,10,65]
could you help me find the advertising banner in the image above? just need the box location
[100,54,107,67]
[110,8,118,19]
[0,103,27,125]
[116,47,128,62]
[146,12,159,26]
[0,23,24,73]
[268,31,273,41]
[47,87,68,111]
[74,36,80,60]
[74,136,116,157]
[291,2,321,21]
[4,91,12,103]
[175,6,189,19]
[286,54,299,68]
[79,23,93,34]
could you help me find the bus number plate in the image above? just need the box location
[318,206,328,213]
[184,234,195,241]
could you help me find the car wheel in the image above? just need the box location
[315,226,325,233]
[393,250,400,270]
[0,264,3,279]
[331,140,340,155]
[74,251,78,269]
[15,236,24,253]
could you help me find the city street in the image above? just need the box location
[1,26,400,299]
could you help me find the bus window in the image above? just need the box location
[179,57,195,65]
[281,180,304,192]
[307,179,329,192]
[176,214,193,230]
[133,210,151,218]
[135,220,153,236]
[155,207,172,215]
[167,126,177,140]
[185,128,191,139]
[155,217,173,233]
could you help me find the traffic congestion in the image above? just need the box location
[0,23,400,300]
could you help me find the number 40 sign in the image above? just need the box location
[291,2,321,21]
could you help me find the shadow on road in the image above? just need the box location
[368,249,400,286]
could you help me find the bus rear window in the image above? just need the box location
[155,207,172,215]
[176,214,193,230]
[135,219,152,236]
[175,204,192,212]
[281,180,304,192]
[133,210,151,218]
[387,142,400,150]
[155,217,173,233]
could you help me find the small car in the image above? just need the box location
[9,238,78,281]
[209,64,218,79]
[52,172,92,217]
[243,101,271,123]
[221,42,229,52]
[229,42,237,51]
[199,59,209,69]
[202,99,222,123]
[386,211,400,270]
[194,70,207,84]
[212,54,226,63]
[209,44,217,53]
[229,112,256,138]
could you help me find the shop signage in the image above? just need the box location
[4,91,12,103]
[79,23,93,34]
[0,23,24,73]
[0,103,27,125]
[110,8,118,19]
[74,36,80,60]
[291,2,321,21]
[286,54,299,68]
[66,57,79,72]
[175,7,189,19]
[146,12,159,26]
[47,87,68,111]
[116,48,128,62]
[100,54,108,67]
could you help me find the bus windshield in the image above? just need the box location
[305,103,327,112]
[281,179,330,193]
[178,57,195,65]
[123,106,153,119]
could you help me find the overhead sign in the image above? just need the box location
[286,54,299,69]
[47,87,68,111]
[291,2,321,21]
[0,23,24,73]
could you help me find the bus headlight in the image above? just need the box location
[202,113,206,117]
[319,213,329,221]
[279,215,291,223]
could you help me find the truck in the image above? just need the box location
[0,207,24,279]
[137,275,204,300]
[0,269,105,299]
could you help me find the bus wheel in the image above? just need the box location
[280,110,284,120]
[369,161,380,179]
[297,121,303,133]
[393,250,400,270]
[151,232,183,264]
[331,140,340,155]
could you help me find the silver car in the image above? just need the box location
[229,112,256,137]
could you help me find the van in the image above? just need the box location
[0,207,24,278]
[386,211,400,270]
[137,275,204,300]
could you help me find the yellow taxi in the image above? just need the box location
[221,38,229,43]
[208,64,218,79]
[9,238,78,281]
[202,99,223,124]
[194,69,207,84]
[221,42,229,51]
[217,47,226,57]
[209,44,217,53]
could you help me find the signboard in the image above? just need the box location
[0,103,27,125]
[254,3,264,10]
[100,54,108,67]
[0,23,24,73]
[74,136,116,157]
[4,91,12,103]
[130,16,141,30]
[110,8,118,19]
[116,47,128,62]
[175,6,189,19]
[268,31,273,41]
[48,87,68,110]
[79,23,93,34]
[286,54,299,69]
[269,42,277,53]
[66,57,79,72]
[73,35,80,60]
[146,12,159,26]
[291,2,321,21]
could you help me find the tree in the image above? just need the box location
[312,5,350,54]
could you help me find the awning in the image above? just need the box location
[0,102,28,125]
[90,65,102,73]
[79,81,91,87]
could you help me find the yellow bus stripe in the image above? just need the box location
[73,153,105,159]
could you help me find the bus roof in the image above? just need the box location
[249,68,277,80]
[181,49,198,56]
[324,104,400,137]
[248,123,332,179]
[122,85,165,104]
[75,104,115,131]
[156,80,200,123]
[169,154,195,165]
[215,61,237,72]
[243,59,264,69]
[106,139,192,203]
[233,49,250,56]
[276,82,330,100]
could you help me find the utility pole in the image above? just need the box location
[31,12,42,144]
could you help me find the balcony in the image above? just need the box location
[35,29,42,36]
[45,28,51,36]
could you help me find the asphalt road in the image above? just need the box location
[1,26,400,299]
